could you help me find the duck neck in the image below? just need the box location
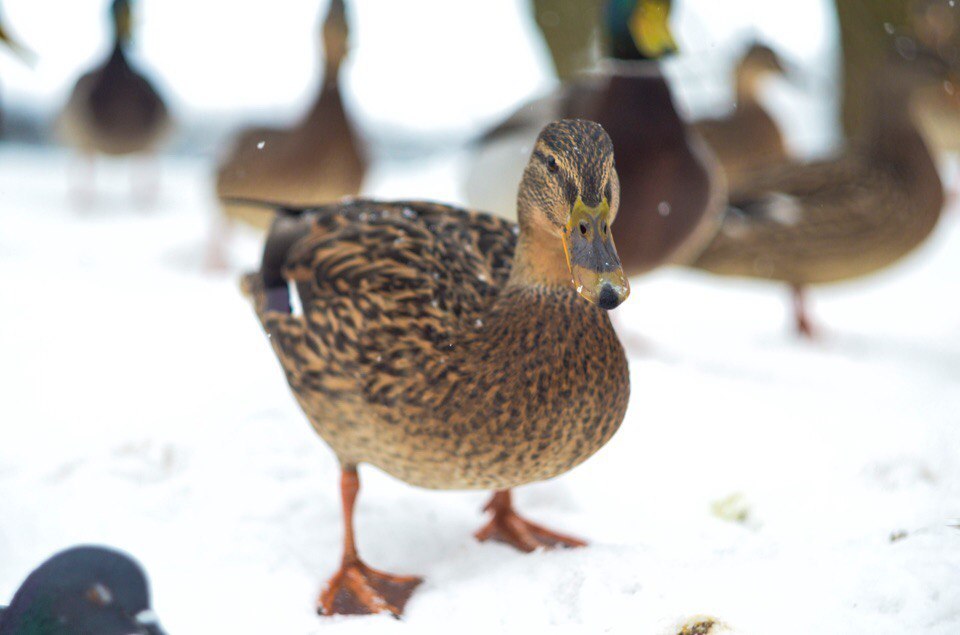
[507,229,572,290]
[734,72,762,107]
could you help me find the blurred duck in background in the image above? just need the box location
[211,0,366,268]
[531,0,603,80]
[692,43,791,192]
[0,1,35,135]
[464,0,726,277]
[58,0,172,204]
[691,51,956,337]
[0,546,166,635]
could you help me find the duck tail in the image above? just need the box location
[242,213,314,319]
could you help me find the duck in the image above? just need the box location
[240,119,630,616]
[692,43,791,192]
[59,0,171,166]
[690,51,955,337]
[214,0,365,235]
[463,0,724,276]
[0,546,165,635]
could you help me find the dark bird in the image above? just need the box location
[240,119,630,617]
[59,0,171,200]
[464,0,724,277]
[691,51,956,337]
[0,546,165,635]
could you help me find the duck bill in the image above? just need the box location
[561,198,630,311]
[630,0,677,58]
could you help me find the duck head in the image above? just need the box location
[322,0,350,73]
[0,546,165,635]
[516,119,629,311]
[111,0,133,45]
[605,0,677,61]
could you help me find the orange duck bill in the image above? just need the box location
[561,197,630,311]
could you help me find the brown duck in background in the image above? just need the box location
[464,0,725,276]
[214,0,365,236]
[241,120,630,616]
[691,52,955,337]
[59,0,171,196]
[693,43,790,192]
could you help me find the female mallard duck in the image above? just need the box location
[59,0,170,161]
[215,0,365,232]
[0,546,165,635]
[464,0,724,276]
[691,52,955,337]
[242,119,630,616]
[692,43,790,192]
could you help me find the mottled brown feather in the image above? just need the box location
[244,199,630,490]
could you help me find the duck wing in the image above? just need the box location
[243,200,517,402]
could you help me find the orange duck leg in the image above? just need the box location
[474,490,587,552]
[318,468,423,617]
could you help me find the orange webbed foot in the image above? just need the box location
[318,559,422,617]
[474,490,587,553]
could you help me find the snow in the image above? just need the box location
[0,143,958,634]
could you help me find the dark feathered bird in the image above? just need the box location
[59,0,170,162]
[0,546,165,635]
[240,119,631,617]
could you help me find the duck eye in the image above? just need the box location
[601,222,608,234]
[546,156,559,173]
[579,222,588,235]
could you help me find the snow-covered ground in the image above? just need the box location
[1,145,959,634]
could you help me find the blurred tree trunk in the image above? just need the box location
[835,0,911,136]
[532,0,604,80]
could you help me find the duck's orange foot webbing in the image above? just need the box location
[318,559,423,617]
[474,490,587,553]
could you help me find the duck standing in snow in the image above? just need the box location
[211,0,366,265]
[242,119,630,617]
[692,43,791,192]
[59,0,171,201]
[464,0,725,276]
[0,546,165,635]
[691,51,956,337]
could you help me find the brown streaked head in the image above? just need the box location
[517,119,629,311]
[322,0,350,70]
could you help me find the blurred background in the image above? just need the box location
[0,0,839,158]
